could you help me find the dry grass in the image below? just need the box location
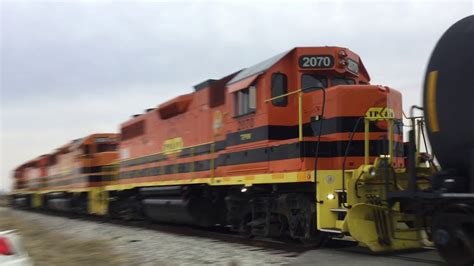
[0,194,9,207]
[0,208,124,266]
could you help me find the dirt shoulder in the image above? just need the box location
[0,208,297,266]
[0,208,124,266]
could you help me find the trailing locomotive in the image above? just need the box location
[12,46,431,253]
[12,133,119,214]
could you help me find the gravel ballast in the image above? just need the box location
[0,208,296,265]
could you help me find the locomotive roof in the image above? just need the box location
[228,50,290,85]
[123,46,369,126]
[227,46,370,86]
[69,133,119,150]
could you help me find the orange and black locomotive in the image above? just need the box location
[11,46,434,253]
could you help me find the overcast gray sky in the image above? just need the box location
[1,0,473,192]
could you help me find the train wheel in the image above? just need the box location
[237,213,253,238]
[111,197,141,221]
[432,205,474,266]
[299,216,327,247]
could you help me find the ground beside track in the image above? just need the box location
[0,194,9,207]
[292,246,444,265]
[0,208,297,265]
[0,207,446,265]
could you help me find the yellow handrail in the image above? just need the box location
[388,119,394,164]
[364,117,396,165]
[263,89,303,103]
[298,92,303,141]
[364,118,370,165]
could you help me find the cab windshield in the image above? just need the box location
[301,74,327,93]
[331,78,356,86]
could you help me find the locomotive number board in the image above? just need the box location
[299,55,334,69]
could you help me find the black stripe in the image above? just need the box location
[45,175,117,188]
[225,117,402,146]
[215,140,227,152]
[119,117,403,169]
[28,167,112,185]
[29,165,115,178]
[81,166,102,174]
[120,153,168,168]
[178,140,227,158]
[118,159,212,179]
[217,140,403,167]
[120,141,226,167]
[310,116,403,136]
[46,176,88,187]
[179,143,210,157]
[117,139,403,180]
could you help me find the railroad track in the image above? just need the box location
[16,208,443,265]
[24,208,350,256]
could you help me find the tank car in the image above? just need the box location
[422,15,474,264]
[386,15,474,265]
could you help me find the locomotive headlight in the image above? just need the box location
[338,50,347,57]
[241,187,247,193]
[369,167,377,176]
[327,193,336,200]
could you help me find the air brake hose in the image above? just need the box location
[420,122,438,171]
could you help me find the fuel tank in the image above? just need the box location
[12,197,29,208]
[140,187,218,227]
[46,198,72,212]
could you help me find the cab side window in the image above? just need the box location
[83,145,90,155]
[97,143,118,152]
[234,86,256,116]
[271,73,288,107]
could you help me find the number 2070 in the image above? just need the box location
[299,56,334,68]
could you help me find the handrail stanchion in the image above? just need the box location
[388,119,394,165]
[364,118,370,165]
